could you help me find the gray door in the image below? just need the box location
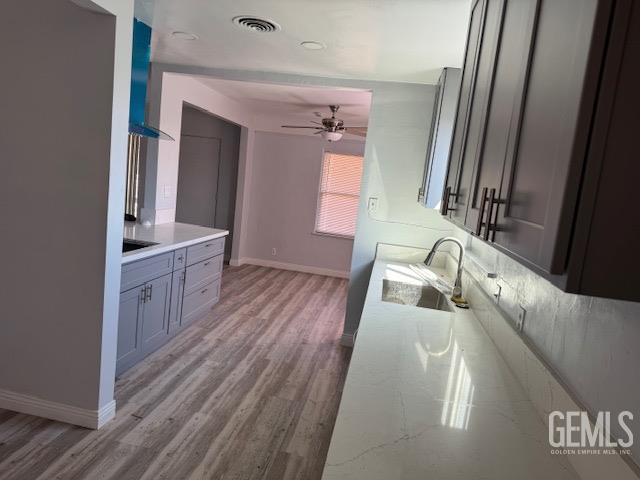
[117,287,144,375]
[176,105,240,261]
[176,135,221,228]
[140,273,172,354]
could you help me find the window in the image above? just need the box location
[315,152,364,238]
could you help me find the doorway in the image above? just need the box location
[175,104,241,261]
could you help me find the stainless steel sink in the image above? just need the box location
[122,238,157,253]
[381,279,453,312]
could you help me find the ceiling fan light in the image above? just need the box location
[321,131,343,142]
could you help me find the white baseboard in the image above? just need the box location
[231,257,350,279]
[340,333,355,347]
[0,389,116,429]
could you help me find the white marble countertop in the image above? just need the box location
[122,222,228,264]
[322,259,579,480]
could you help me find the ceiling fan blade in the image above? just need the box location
[281,125,323,129]
[310,120,323,125]
[344,127,368,130]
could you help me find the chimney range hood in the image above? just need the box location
[129,19,173,141]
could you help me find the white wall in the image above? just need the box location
[344,83,454,335]
[143,71,256,225]
[241,132,364,277]
[0,0,132,426]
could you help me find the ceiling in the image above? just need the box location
[135,0,471,84]
[195,77,372,139]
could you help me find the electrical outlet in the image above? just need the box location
[367,197,378,213]
[271,247,277,256]
[516,305,526,332]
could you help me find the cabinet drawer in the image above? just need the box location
[184,254,223,295]
[121,252,174,293]
[186,238,225,266]
[181,278,220,326]
[173,248,187,271]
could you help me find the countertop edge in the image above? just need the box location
[121,230,229,264]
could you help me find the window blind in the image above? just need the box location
[315,152,364,238]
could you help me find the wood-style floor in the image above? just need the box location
[0,265,351,480]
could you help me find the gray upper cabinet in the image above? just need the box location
[450,0,505,228]
[442,0,639,301]
[419,67,461,209]
[441,0,482,217]
[491,0,602,275]
[465,0,539,238]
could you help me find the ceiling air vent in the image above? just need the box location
[232,16,281,33]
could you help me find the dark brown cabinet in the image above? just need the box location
[441,0,640,301]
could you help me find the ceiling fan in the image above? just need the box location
[281,105,367,142]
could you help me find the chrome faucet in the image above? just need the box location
[424,237,468,308]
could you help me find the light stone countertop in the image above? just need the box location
[122,222,228,264]
[321,259,579,480]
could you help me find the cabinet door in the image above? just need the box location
[465,0,540,236]
[116,287,145,375]
[567,0,639,299]
[446,0,506,226]
[140,273,172,355]
[441,0,487,217]
[491,0,604,274]
[421,68,461,209]
[168,269,185,335]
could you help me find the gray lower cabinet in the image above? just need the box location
[168,268,185,334]
[116,273,172,375]
[116,287,144,374]
[182,277,221,327]
[117,237,225,375]
[140,273,172,354]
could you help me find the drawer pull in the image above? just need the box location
[440,186,458,215]
[177,255,184,261]
[475,187,489,237]
[205,243,213,248]
[204,261,211,266]
[201,288,208,294]
[485,188,504,242]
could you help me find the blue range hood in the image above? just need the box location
[129,19,173,141]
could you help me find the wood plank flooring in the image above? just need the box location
[0,265,351,480]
